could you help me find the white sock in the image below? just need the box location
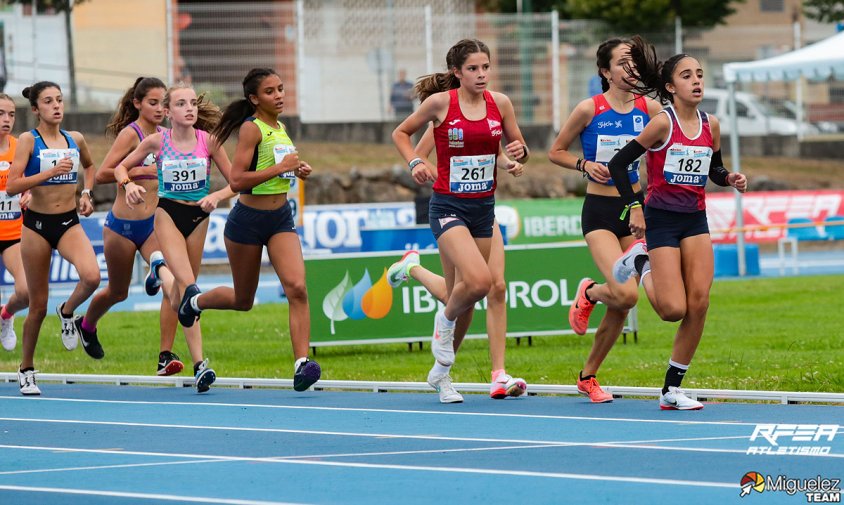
[294,357,308,372]
[437,309,455,328]
[431,361,451,376]
[190,294,202,313]
[639,264,652,286]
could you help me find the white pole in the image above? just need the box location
[793,19,804,141]
[728,81,746,276]
[296,0,306,122]
[425,5,433,74]
[674,15,682,54]
[31,1,37,79]
[551,10,560,132]
[165,0,174,85]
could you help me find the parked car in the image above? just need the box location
[698,88,820,136]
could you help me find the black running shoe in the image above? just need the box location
[75,316,104,360]
[293,359,321,391]
[194,359,216,393]
[178,284,202,328]
[157,351,184,376]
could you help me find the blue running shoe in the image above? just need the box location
[178,284,201,328]
[293,359,321,391]
[194,359,216,393]
[145,251,166,296]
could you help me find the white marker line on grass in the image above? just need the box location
[0,485,305,505]
[0,395,776,427]
[0,444,738,490]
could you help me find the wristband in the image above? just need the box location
[520,144,529,160]
[118,178,132,190]
[619,201,642,221]
[81,189,93,199]
[408,157,424,171]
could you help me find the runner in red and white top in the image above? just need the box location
[606,36,747,411]
[392,39,529,404]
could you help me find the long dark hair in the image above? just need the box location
[22,81,61,107]
[212,68,278,145]
[624,35,690,103]
[596,38,630,93]
[106,77,166,138]
[414,39,491,103]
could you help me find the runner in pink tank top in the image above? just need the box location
[606,36,747,411]
[393,39,530,403]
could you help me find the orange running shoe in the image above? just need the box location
[568,278,596,335]
[577,375,613,403]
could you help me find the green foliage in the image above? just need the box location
[2,0,89,12]
[2,274,842,393]
[803,0,844,23]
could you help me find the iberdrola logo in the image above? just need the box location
[322,269,393,334]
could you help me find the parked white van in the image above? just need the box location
[698,88,819,136]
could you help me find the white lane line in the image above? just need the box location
[0,417,756,450]
[0,485,306,505]
[0,445,737,490]
[0,395,773,427]
[0,458,225,476]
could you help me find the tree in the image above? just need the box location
[803,0,844,23]
[6,0,91,106]
[480,0,742,33]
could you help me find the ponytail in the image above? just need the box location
[212,68,278,144]
[625,35,690,104]
[414,72,459,103]
[106,76,166,138]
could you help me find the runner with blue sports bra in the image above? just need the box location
[0,93,30,358]
[7,81,100,395]
[115,83,235,393]
[607,36,747,410]
[82,77,187,376]
[393,39,529,404]
[548,38,662,403]
[179,68,321,392]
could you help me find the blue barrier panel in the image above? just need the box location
[713,244,760,277]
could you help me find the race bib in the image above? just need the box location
[0,192,20,220]
[273,144,297,180]
[596,134,638,172]
[40,148,80,184]
[161,158,207,193]
[664,144,712,186]
[449,154,495,194]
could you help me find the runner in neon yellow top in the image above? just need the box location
[246,116,296,195]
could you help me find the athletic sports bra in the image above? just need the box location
[0,136,22,241]
[242,117,294,196]
[580,94,649,186]
[128,122,161,181]
[156,128,212,202]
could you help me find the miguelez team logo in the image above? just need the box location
[740,471,766,497]
[322,269,393,334]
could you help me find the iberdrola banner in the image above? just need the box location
[306,243,606,346]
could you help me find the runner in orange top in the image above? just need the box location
[0,93,30,355]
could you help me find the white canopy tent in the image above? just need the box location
[722,31,844,275]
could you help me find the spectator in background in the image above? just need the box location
[389,69,414,119]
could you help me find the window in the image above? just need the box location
[699,98,718,115]
[760,0,784,12]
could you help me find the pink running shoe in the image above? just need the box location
[577,375,613,403]
[568,278,595,335]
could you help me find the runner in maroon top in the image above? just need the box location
[606,36,747,411]
[392,39,529,403]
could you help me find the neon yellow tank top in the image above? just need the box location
[245,117,295,195]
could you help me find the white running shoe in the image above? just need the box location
[56,304,79,351]
[0,313,16,351]
[431,310,455,366]
[612,239,647,284]
[18,369,41,396]
[387,250,420,288]
[427,369,463,404]
[659,386,704,410]
[490,373,528,399]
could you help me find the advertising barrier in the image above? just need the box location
[307,242,608,346]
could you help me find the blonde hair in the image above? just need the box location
[164,83,222,132]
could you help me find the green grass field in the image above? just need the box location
[1,274,842,392]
